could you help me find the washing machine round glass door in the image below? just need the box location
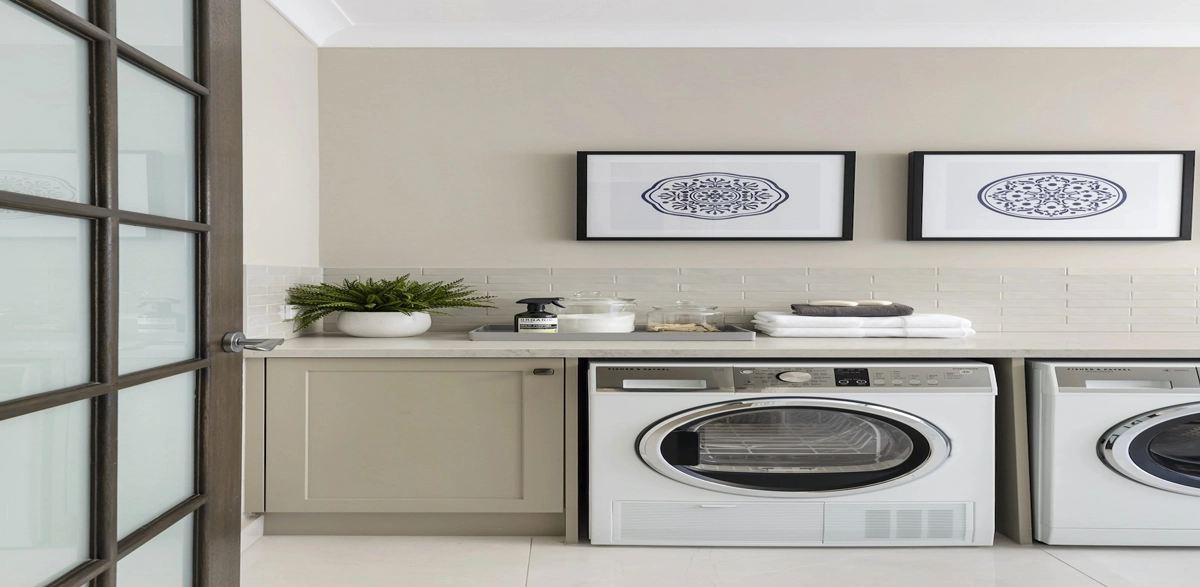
[637,398,951,497]
[1100,403,1200,497]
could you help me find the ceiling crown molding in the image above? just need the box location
[265,0,1200,48]
[322,22,1200,48]
[265,0,354,46]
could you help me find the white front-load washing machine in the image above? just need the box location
[1030,361,1200,546]
[588,361,997,547]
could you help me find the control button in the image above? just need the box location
[837,379,850,385]
[908,379,922,385]
[740,369,755,374]
[873,379,886,385]
[927,380,940,385]
[891,379,904,385]
[777,371,813,383]
[959,370,973,374]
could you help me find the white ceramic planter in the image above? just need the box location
[336,311,432,338]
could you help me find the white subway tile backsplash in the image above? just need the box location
[998,315,1067,324]
[997,283,1069,292]
[554,267,678,276]
[681,283,763,292]
[1132,291,1200,300]
[1069,267,1197,276]
[256,266,1200,335]
[605,283,681,292]
[1071,282,1196,292]
[550,283,621,293]
[1003,291,1129,300]
[932,291,1004,300]
[1068,299,1195,308]
[1072,315,1195,324]
[618,274,699,284]
[424,267,549,275]
[743,275,812,284]
[1003,323,1131,332]
[244,265,323,340]
[1132,323,1200,331]
[1130,306,1200,316]
[1131,275,1200,283]
[549,275,617,284]
[485,275,554,284]
[810,267,936,276]
[939,267,1065,276]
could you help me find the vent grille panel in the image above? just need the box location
[616,501,824,544]
[825,503,970,543]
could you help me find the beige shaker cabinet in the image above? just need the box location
[264,358,565,514]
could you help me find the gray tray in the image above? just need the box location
[468,324,757,341]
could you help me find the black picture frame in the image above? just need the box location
[907,150,1196,241]
[577,151,856,241]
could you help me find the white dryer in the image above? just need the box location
[1030,361,1200,546]
[589,361,997,547]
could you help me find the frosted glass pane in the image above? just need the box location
[50,0,87,16]
[0,213,90,402]
[0,401,90,587]
[117,0,193,77]
[117,514,193,587]
[117,61,196,221]
[0,0,90,205]
[118,226,195,374]
[118,373,196,538]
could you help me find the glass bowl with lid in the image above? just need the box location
[647,301,725,333]
[557,291,637,333]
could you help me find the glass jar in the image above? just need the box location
[647,301,725,333]
[556,291,637,333]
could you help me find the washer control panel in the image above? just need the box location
[735,365,993,390]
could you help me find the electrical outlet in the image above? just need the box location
[281,304,301,320]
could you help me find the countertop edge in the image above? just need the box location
[246,333,1200,359]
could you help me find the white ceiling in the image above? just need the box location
[266,0,1200,47]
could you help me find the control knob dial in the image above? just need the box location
[777,371,813,383]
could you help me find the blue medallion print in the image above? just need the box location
[641,172,790,220]
[977,172,1127,220]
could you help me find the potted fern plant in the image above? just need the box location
[286,275,495,338]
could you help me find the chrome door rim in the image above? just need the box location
[1099,403,1200,498]
[637,397,952,498]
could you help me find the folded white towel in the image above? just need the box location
[756,326,976,338]
[754,312,971,329]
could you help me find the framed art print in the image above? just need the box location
[578,151,855,240]
[908,151,1195,240]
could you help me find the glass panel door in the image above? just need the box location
[0,1,242,586]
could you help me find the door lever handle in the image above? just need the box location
[223,332,285,353]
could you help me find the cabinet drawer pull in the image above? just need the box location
[533,368,556,376]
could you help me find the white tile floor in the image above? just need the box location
[241,535,1200,587]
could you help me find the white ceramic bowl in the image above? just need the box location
[336,311,432,338]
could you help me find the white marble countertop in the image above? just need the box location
[248,332,1200,359]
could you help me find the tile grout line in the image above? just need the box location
[523,537,534,587]
[1036,547,1134,587]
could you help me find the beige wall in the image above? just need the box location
[242,0,320,266]
[318,48,1197,268]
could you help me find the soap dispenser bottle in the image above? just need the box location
[515,298,565,333]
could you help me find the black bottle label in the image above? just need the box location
[517,317,558,333]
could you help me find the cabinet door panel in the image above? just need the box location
[266,358,564,513]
